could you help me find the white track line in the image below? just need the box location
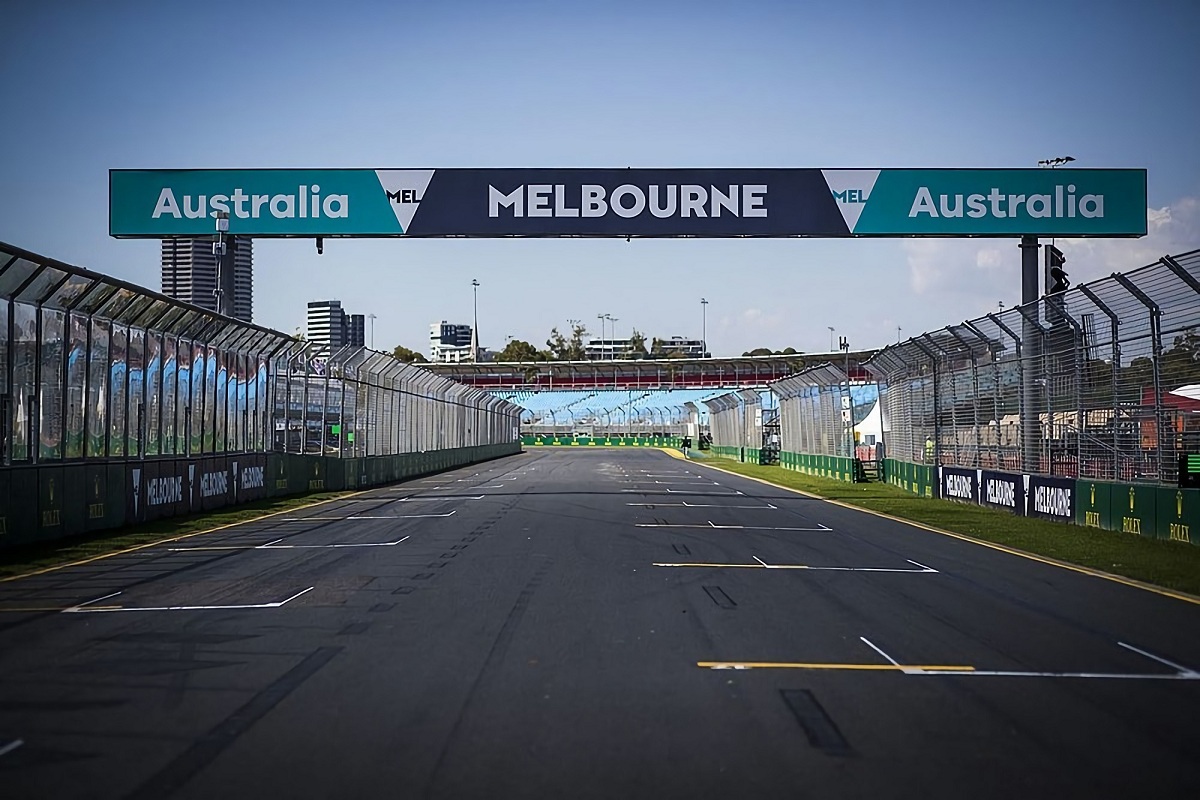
[396,496,484,502]
[653,559,936,572]
[920,670,1200,680]
[625,502,777,509]
[64,586,315,613]
[278,510,457,521]
[169,535,411,552]
[0,739,23,757]
[63,592,122,611]
[1118,641,1200,675]
[860,636,924,674]
[635,522,831,531]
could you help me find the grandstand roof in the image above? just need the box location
[429,351,875,390]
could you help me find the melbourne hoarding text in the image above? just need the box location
[110,168,1148,238]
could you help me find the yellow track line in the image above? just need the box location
[0,489,375,584]
[665,452,1200,607]
[698,661,976,671]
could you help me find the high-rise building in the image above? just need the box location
[308,300,348,349]
[348,314,366,347]
[308,302,370,351]
[429,321,476,362]
[160,236,253,321]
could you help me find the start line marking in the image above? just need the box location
[655,556,932,572]
[626,501,777,509]
[169,535,411,552]
[638,521,831,531]
[699,640,1200,682]
[277,511,457,521]
[61,587,315,614]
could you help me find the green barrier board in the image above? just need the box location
[1155,487,1200,545]
[1112,483,1158,538]
[1076,480,1113,529]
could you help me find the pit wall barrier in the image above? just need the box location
[877,458,1199,547]
[707,445,766,464]
[522,435,682,448]
[0,442,522,550]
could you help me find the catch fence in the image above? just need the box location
[865,249,1200,484]
[273,344,520,456]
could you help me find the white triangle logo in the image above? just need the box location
[132,469,141,516]
[375,170,435,233]
[821,169,880,234]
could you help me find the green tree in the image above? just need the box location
[626,328,648,359]
[567,321,589,360]
[498,338,543,362]
[546,327,569,360]
[391,344,428,363]
[547,322,589,361]
[1163,328,1200,388]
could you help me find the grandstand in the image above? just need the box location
[494,388,742,436]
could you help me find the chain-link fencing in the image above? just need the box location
[272,344,521,456]
[704,390,761,458]
[866,249,1200,485]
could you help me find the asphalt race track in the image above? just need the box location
[1,448,1198,799]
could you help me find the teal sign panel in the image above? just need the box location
[111,168,1147,238]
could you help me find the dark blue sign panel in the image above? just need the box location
[980,470,1025,515]
[110,168,1148,238]
[940,466,978,504]
[1027,474,1076,521]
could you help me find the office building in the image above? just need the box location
[430,321,477,363]
[160,236,253,322]
[348,314,365,348]
[583,335,709,360]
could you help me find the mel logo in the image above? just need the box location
[386,188,422,204]
[831,189,867,204]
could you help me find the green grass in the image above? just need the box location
[0,490,357,580]
[696,456,1200,597]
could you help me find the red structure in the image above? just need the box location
[424,352,875,390]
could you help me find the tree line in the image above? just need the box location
[389,322,736,363]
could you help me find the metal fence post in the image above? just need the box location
[1113,273,1164,481]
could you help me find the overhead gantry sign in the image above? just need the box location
[110,168,1147,239]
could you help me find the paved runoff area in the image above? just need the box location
[1,449,1198,799]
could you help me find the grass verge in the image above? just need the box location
[0,490,359,580]
[695,455,1200,597]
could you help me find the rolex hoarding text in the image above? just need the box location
[110,168,1147,238]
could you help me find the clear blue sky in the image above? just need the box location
[2,0,1197,356]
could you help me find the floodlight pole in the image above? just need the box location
[471,279,480,362]
[701,298,708,357]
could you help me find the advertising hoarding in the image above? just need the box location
[110,168,1148,238]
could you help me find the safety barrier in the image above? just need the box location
[0,240,523,548]
[878,456,1198,545]
[0,442,521,547]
